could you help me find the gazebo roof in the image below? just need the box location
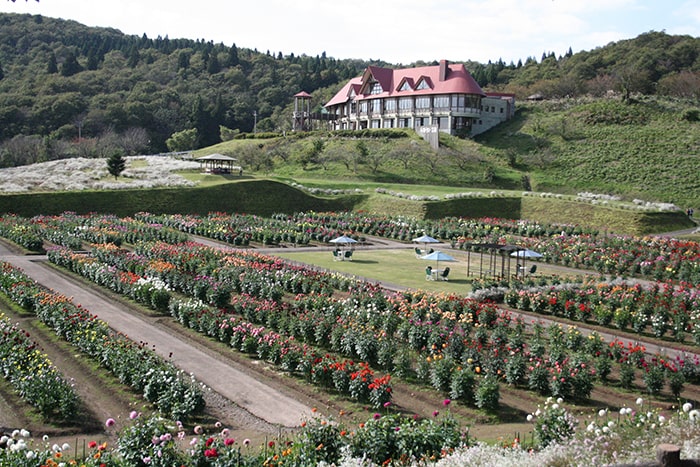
[197,153,238,162]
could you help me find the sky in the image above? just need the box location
[2,0,699,65]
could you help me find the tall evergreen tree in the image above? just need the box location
[60,52,82,77]
[226,43,239,67]
[0,59,3,81]
[47,52,58,74]
[207,53,221,74]
[106,151,126,179]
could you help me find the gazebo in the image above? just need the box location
[464,243,523,280]
[197,153,241,174]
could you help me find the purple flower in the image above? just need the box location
[383,401,392,408]
[433,410,439,417]
[373,413,381,420]
[105,418,116,427]
[443,399,451,407]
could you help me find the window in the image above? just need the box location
[399,97,413,110]
[434,95,449,109]
[370,82,383,94]
[399,81,411,91]
[359,101,368,113]
[382,119,393,128]
[384,99,396,112]
[371,99,381,112]
[371,119,380,128]
[500,107,504,113]
[416,79,430,90]
[415,96,431,109]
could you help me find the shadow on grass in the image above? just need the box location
[345,259,379,264]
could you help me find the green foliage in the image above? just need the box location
[219,125,240,141]
[166,128,198,152]
[107,151,126,179]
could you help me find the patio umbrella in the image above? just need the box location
[412,234,439,244]
[510,249,543,259]
[510,249,542,277]
[329,234,358,246]
[420,250,456,270]
[412,234,439,254]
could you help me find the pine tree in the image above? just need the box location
[106,151,126,179]
[60,52,82,77]
[47,52,58,74]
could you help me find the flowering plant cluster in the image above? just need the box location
[504,278,700,342]
[0,214,44,251]
[136,211,314,246]
[0,311,79,420]
[0,261,205,420]
[7,209,699,285]
[2,396,700,466]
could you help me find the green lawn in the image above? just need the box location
[274,246,587,293]
[275,248,473,292]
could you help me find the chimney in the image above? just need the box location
[439,59,449,81]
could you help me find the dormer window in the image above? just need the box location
[399,81,411,91]
[370,82,383,94]
[416,79,430,90]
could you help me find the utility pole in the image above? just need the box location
[253,110,257,134]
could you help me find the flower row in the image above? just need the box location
[46,245,394,408]
[60,239,700,404]
[0,262,205,420]
[0,310,79,420]
[503,279,700,343]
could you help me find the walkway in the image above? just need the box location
[0,242,312,428]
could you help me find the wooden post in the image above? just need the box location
[656,444,681,467]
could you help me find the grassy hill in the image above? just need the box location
[194,96,699,208]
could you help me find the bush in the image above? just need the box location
[475,375,500,411]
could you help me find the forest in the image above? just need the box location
[0,12,698,166]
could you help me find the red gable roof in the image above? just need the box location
[325,61,484,108]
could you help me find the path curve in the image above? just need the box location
[0,243,312,428]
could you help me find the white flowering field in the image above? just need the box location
[0,156,201,192]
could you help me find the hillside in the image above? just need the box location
[193,95,700,207]
[0,13,698,208]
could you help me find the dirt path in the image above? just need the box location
[0,242,313,438]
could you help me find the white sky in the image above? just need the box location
[2,0,699,64]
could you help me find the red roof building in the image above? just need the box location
[324,60,514,137]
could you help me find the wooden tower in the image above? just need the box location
[292,91,312,131]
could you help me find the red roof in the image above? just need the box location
[325,61,484,108]
[294,91,312,98]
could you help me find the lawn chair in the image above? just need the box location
[528,264,537,275]
[425,266,433,280]
[415,247,423,258]
[440,267,450,281]
[344,250,353,261]
[332,250,342,261]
